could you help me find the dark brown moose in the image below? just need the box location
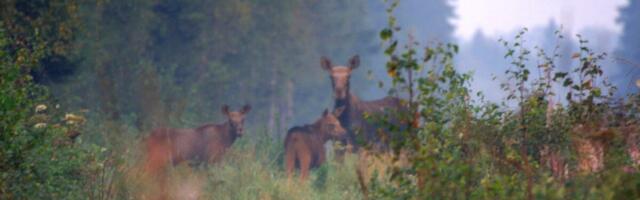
[321,55,405,152]
[143,104,251,175]
[284,107,347,181]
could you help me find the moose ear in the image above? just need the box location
[322,108,329,117]
[221,105,230,115]
[321,56,332,71]
[348,55,360,70]
[241,104,252,114]
[334,106,346,117]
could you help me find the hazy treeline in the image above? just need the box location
[2,0,640,199]
[11,0,384,142]
[0,0,457,197]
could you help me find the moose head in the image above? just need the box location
[222,104,251,136]
[321,55,360,100]
[318,106,347,139]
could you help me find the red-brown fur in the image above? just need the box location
[571,123,615,174]
[284,107,346,181]
[141,105,250,200]
[143,104,251,175]
[622,124,640,167]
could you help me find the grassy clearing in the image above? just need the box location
[115,131,365,200]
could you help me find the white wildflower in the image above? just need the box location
[35,104,47,113]
[34,123,47,129]
[64,113,86,125]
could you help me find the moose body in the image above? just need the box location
[143,105,251,175]
[284,108,346,181]
[336,93,403,150]
[321,55,405,151]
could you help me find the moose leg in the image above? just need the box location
[143,147,170,200]
[625,126,640,166]
[285,147,296,181]
[334,147,346,163]
[318,149,326,167]
[206,142,226,164]
[144,143,171,175]
[335,138,355,163]
[299,152,311,181]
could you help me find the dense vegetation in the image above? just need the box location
[1,0,639,199]
[364,4,640,198]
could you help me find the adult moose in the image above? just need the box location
[321,55,405,152]
[284,107,347,181]
[143,104,251,175]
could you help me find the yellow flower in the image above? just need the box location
[387,69,397,78]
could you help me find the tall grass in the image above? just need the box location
[105,129,365,200]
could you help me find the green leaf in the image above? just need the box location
[563,78,573,87]
[591,88,601,97]
[424,49,433,62]
[504,49,514,58]
[380,28,393,41]
[385,41,398,56]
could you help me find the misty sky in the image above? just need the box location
[444,0,632,103]
[452,0,629,40]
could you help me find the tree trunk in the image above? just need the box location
[268,66,278,136]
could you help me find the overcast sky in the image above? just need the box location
[452,0,629,40]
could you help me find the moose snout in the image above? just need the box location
[237,128,244,136]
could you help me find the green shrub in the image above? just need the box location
[0,23,102,200]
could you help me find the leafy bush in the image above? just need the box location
[365,1,640,199]
[0,23,104,200]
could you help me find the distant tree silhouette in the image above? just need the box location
[615,0,640,94]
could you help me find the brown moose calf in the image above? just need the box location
[143,104,251,175]
[284,107,346,181]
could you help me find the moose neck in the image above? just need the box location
[334,93,357,128]
[222,121,239,143]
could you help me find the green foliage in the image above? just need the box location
[1,1,379,199]
[369,2,482,198]
[154,132,364,200]
[0,0,81,84]
[2,0,640,199]
[368,1,640,199]
[0,23,102,199]
[55,0,378,139]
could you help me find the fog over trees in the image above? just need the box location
[2,0,639,199]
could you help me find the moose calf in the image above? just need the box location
[143,104,251,175]
[284,107,346,181]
